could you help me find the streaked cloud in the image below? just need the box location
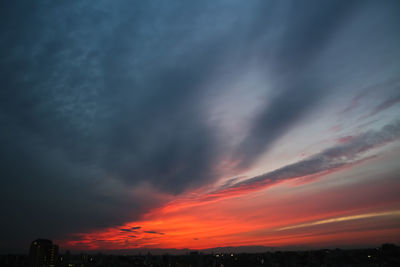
[277,210,400,231]
[202,120,400,202]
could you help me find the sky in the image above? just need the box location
[1,0,400,253]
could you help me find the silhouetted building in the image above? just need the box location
[28,239,58,267]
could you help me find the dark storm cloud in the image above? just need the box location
[0,0,253,250]
[1,0,398,252]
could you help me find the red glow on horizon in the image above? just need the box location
[59,156,400,251]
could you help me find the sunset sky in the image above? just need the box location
[1,0,400,253]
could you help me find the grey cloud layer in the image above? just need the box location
[0,0,399,251]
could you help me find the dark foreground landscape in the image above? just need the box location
[2,243,399,267]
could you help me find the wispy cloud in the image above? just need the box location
[120,228,133,232]
[368,94,400,117]
[277,210,400,231]
[144,231,165,235]
[217,120,400,197]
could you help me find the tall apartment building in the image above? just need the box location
[28,239,58,267]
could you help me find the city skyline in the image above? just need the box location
[1,0,400,253]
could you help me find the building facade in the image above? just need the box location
[28,239,58,267]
